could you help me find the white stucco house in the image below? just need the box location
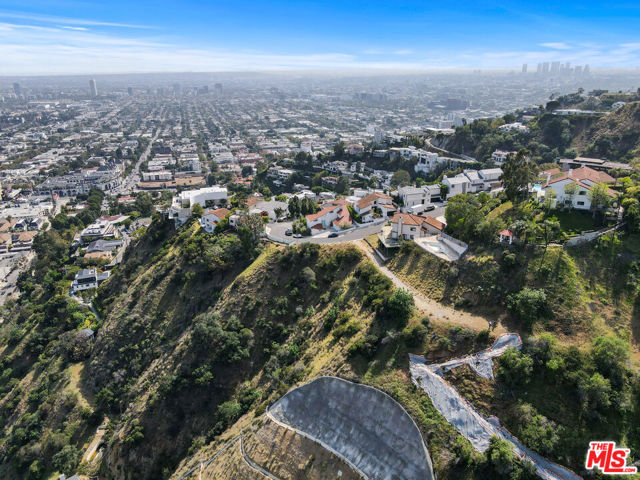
[201,208,231,233]
[541,166,616,211]
[353,192,396,222]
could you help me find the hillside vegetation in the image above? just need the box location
[436,100,640,164]
[571,101,640,161]
[2,210,639,480]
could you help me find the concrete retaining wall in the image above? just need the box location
[267,376,434,480]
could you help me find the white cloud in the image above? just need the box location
[0,10,154,29]
[539,42,571,50]
[1,20,639,74]
[59,25,89,31]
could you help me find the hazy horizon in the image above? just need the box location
[2,1,640,75]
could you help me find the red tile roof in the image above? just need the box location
[391,213,424,226]
[356,192,392,210]
[544,166,614,187]
[423,216,444,231]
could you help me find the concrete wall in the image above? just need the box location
[268,376,434,480]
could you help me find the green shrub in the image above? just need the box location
[507,288,547,327]
[383,288,414,327]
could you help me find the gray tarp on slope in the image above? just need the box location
[430,333,522,379]
[410,334,583,480]
[267,376,435,480]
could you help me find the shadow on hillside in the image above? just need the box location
[632,300,640,347]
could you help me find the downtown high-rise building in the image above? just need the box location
[521,63,528,73]
[89,79,98,97]
[12,83,21,96]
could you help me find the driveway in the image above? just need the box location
[266,221,385,245]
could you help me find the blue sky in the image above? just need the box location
[1,0,640,74]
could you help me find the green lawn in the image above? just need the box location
[544,210,600,235]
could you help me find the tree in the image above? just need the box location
[335,176,349,194]
[579,372,612,411]
[333,141,346,158]
[500,150,536,202]
[540,219,560,247]
[487,436,517,475]
[384,288,414,326]
[563,183,578,208]
[592,335,630,376]
[507,288,547,327]
[191,203,204,217]
[52,445,82,476]
[588,182,612,220]
[497,348,534,387]
[288,196,301,218]
[391,169,411,188]
[543,188,557,212]
[445,194,483,241]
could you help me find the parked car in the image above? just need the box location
[425,204,435,212]
[293,233,303,238]
[328,232,339,238]
[284,229,293,236]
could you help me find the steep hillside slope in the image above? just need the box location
[572,101,640,161]
[3,215,638,480]
[387,237,640,348]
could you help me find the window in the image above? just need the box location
[577,201,585,206]
[579,190,586,195]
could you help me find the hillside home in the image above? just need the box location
[353,192,395,222]
[442,174,470,198]
[541,166,616,210]
[398,185,431,209]
[71,268,110,293]
[390,213,444,240]
[80,220,117,243]
[306,200,352,232]
[168,186,228,226]
[491,150,515,166]
[201,207,231,233]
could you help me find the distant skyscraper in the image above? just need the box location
[89,79,98,97]
[574,65,583,75]
[583,64,590,75]
[550,61,560,74]
[542,62,550,74]
[214,83,223,95]
[521,63,528,74]
[127,87,133,96]
[536,63,542,74]
[12,83,21,96]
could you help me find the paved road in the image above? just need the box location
[266,222,384,245]
[115,129,161,195]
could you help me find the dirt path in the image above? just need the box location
[357,241,505,334]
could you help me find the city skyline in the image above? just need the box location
[1,1,640,75]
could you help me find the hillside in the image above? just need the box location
[435,101,640,164]
[571,101,640,161]
[1,216,639,480]
[386,234,640,351]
